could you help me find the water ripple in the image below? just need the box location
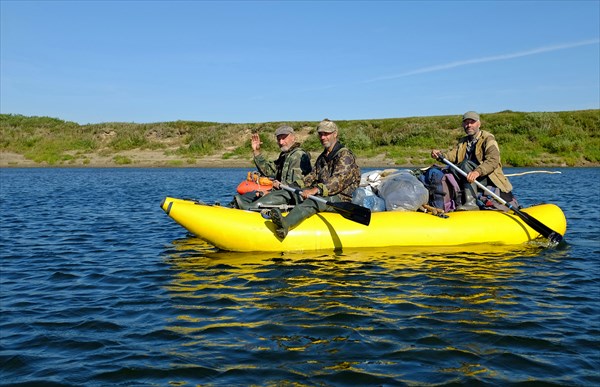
[1,168,599,386]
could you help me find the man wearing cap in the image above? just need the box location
[270,119,361,239]
[431,111,514,211]
[233,125,312,210]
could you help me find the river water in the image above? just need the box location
[1,167,598,386]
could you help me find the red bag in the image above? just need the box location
[236,172,273,194]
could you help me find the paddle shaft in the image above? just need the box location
[279,184,328,206]
[439,156,563,243]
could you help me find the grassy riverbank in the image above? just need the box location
[1,110,598,167]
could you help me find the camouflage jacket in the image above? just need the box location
[254,143,312,184]
[446,130,513,192]
[298,141,360,202]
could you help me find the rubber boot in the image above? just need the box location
[456,183,480,211]
[270,204,316,239]
[270,208,289,239]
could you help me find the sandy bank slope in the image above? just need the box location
[0,150,398,168]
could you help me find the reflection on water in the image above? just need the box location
[159,237,574,385]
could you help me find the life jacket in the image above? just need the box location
[236,171,274,195]
[417,166,461,212]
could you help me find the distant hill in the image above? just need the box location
[1,109,598,167]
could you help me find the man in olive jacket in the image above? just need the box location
[431,111,514,210]
[270,119,361,239]
[234,125,311,210]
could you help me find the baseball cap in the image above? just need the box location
[275,125,294,136]
[316,119,338,133]
[462,111,480,121]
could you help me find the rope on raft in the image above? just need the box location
[505,171,562,177]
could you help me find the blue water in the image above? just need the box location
[1,167,598,386]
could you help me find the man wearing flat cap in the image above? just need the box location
[233,125,311,210]
[431,111,515,211]
[270,119,361,239]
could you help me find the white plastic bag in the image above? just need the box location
[377,171,428,211]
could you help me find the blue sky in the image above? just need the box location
[1,0,599,125]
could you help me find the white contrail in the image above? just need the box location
[364,38,600,83]
[253,38,599,98]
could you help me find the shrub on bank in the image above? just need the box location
[1,110,598,166]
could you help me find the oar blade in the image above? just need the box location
[329,201,371,226]
[547,232,563,245]
[514,208,563,244]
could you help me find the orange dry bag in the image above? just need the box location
[236,171,273,195]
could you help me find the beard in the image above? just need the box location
[464,126,479,138]
[321,136,336,149]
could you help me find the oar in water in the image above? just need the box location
[438,156,563,244]
[279,184,371,226]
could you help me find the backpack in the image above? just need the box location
[417,166,461,212]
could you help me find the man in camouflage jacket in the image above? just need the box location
[270,119,361,239]
[234,125,311,210]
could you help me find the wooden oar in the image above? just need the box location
[438,156,563,244]
[279,184,371,226]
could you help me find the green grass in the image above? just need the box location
[1,110,598,166]
[113,155,133,165]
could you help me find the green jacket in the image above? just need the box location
[299,142,360,202]
[253,143,312,184]
[446,129,513,193]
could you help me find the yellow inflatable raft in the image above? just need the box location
[161,197,567,252]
